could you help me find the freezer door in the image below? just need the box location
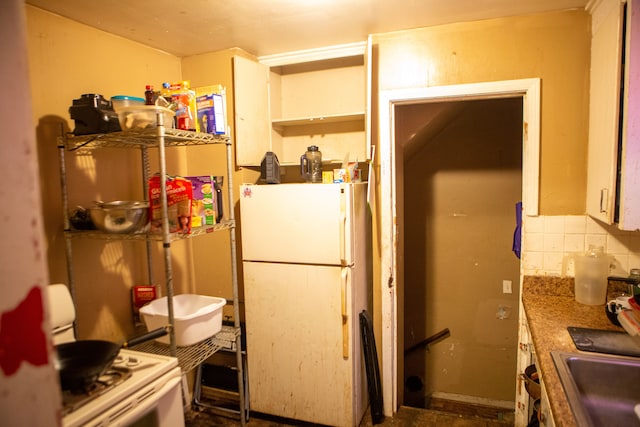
[240,183,365,265]
[243,262,365,426]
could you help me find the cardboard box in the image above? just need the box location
[333,163,361,183]
[196,85,226,135]
[185,175,216,227]
[132,285,156,324]
[333,168,350,183]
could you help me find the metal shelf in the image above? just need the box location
[64,220,234,241]
[131,325,240,374]
[63,128,229,151]
[59,117,246,425]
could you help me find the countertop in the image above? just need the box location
[521,276,629,427]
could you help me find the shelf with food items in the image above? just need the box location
[59,90,246,425]
[66,82,229,149]
[66,173,229,240]
[62,126,229,151]
[61,100,229,237]
[65,220,234,240]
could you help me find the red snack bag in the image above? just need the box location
[148,174,193,234]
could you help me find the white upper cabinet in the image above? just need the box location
[233,55,271,167]
[619,0,640,230]
[586,0,640,231]
[586,0,624,224]
[234,42,370,167]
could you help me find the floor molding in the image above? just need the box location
[431,391,515,410]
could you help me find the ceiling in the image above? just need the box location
[25,0,590,58]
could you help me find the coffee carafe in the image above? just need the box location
[300,145,322,183]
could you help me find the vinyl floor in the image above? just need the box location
[185,398,516,427]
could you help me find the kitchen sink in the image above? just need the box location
[551,351,640,427]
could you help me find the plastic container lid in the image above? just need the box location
[111,95,145,103]
[111,95,145,113]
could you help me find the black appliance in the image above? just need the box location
[69,94,121,135]
[260,151,280,184]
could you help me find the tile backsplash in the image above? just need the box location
[522,215,640,277]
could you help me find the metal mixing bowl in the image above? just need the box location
[88,201,149,234]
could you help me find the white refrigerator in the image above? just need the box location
[239,182,369,427]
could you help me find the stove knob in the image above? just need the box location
[126,356,141,367]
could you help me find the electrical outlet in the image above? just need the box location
[503,280,512,294]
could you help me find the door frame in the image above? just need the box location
[377,78,540,415]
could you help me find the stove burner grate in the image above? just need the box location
[61,366,132,416]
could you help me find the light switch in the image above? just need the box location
[503,280,512,294]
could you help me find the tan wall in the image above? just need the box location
[181,48,261,319]
[368,10,590,404]
[27,5,259,340]
[372,10,591,215]
[26,5,183,341]
[402,99,523,403]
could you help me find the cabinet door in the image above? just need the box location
[515,306,534,426]
[619,0,640,230]
[539,380,556,427]
[586,0,624,223]
[234,55,270,166]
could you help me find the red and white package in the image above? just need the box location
[148,174,193,234]
[132,285,156,323]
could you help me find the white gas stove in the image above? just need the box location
[62,348,184,427]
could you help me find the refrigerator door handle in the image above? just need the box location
[341,268,349,359]
[340,196,347,266]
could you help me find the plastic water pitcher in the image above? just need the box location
[563,245,612,305]
[300,145,322,183]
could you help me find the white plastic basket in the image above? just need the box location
[140,294,226,346]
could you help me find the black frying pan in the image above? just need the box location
[55,326,169,391]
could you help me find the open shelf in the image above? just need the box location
[272,112,365,128]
